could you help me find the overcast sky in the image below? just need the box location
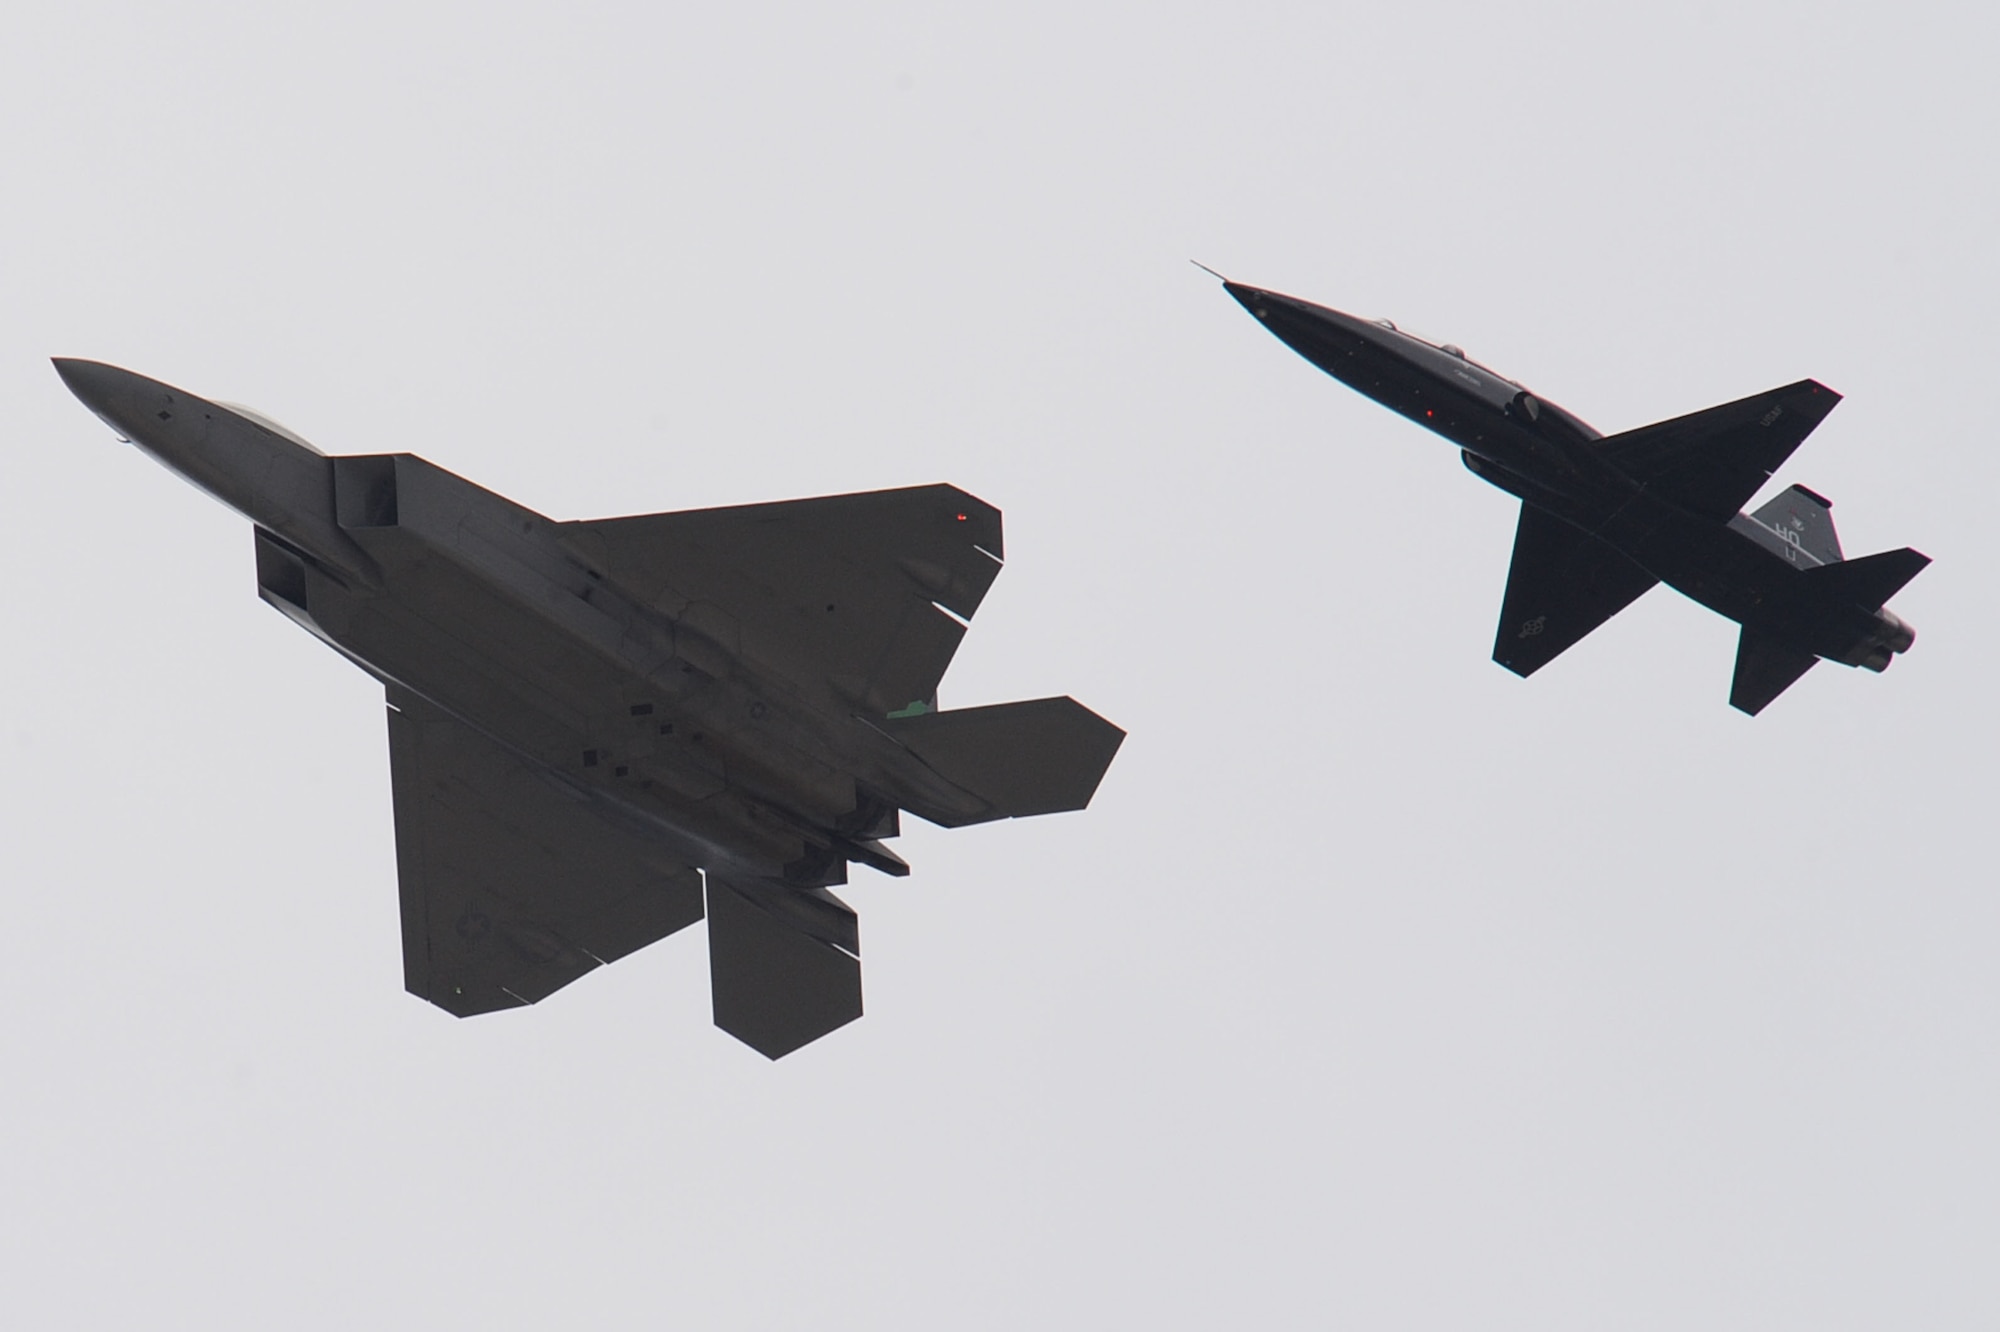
[3,3,1995,1327]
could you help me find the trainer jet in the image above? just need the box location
[55,359,1122,1058]
[1219,279,1927,714]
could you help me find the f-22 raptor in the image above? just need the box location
[55,359,1122,1058]
[1220,279,1928,714]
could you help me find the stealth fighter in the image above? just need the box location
[56,359,1122,1058]
[1219,280,1927,714]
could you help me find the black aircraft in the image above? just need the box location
[1220,279,1928,714]
[55,359,1123,1058]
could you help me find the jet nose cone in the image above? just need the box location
[52,358,166,442]
[51,356,119,403]
[1222,283,1325,329]
[52,357,154,413]
[1219,283,1375,371]
[1222,282,1273,317]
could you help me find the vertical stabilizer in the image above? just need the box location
[1731,484,1843,568]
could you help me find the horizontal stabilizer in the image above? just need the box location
[1600,381,1840,522]
[881,697,1125,828]
[707,875,862,1059]
[1493,502,1659,677]
[386,687,706,1017]
[1731,627,1819,715]
[1801,546,1930,611]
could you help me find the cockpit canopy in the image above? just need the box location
[217,402,324,455]
[1368,314,1519,384]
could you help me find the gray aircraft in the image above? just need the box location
[56,359,1122,1058]
[1219,279,1928,714]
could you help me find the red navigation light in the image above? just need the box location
[956,513,967,521]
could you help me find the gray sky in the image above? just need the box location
[3,2,1994,1327]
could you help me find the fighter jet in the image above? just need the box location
[55,359,1123,1058]
[1219,279,1928,714]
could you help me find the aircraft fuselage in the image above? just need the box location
[55,356,1123,1054]
[56,360,951,880]
[1225,282,1925,704]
